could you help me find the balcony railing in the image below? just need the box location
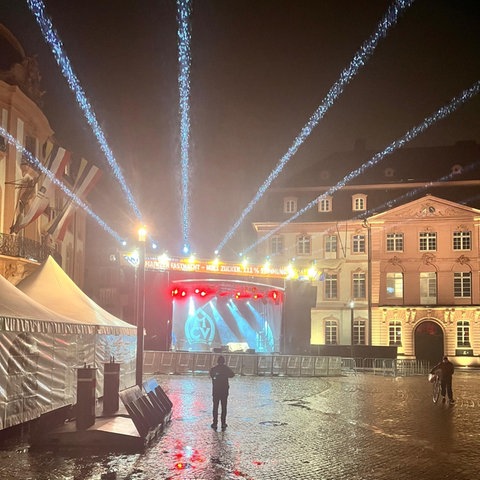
[0,233,61,264]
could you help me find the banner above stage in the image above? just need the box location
[121,253,289,279]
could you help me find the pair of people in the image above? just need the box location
[430,355,455,403]
[209,355,235,431]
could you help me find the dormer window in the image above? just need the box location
[284,197,297,214]
[352,194,367,212]
[318,196,332,212]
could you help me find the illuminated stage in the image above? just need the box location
[170,280,283,353]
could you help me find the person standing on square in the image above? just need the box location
[210,355,235,431]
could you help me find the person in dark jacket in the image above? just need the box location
[209,355,235,431]
[430,355,455,403]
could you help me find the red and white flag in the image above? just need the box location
[46,159,102,241]
[10,144,70,234]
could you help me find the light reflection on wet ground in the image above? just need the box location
[1,372,480,479]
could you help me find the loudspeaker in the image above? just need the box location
[283,281,316,355]
[246,348,255,354]
[213,347,222,353]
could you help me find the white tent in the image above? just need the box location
[17,256,137,400]
[0,273,96,431]
[18,256,136,334]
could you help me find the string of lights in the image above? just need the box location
[0,126,123,244]
[242,80,480,255]
[26,0,143,223]
[215,0,416,255]
[176,0,193,255]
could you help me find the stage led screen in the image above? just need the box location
[171,296,282,353]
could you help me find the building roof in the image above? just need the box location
[253,141,480,225]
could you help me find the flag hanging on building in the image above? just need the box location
[46,158,102,241]
[10,144,70,234]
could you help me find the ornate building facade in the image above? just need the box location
[253,140,480,366]
[0,24,93,287]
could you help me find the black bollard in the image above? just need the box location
[76,365,97,430]
[103,359,120,414]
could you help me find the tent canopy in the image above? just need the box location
[0,272,94,334]
[17,256,136,335]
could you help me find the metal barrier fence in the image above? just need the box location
[144,351,343,377]
[351,357,431,376]
[144,352,431,378]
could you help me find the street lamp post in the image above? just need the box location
[349,300,355,357]
[136,226,147,387]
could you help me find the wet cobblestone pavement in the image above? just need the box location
[1,371,480,479]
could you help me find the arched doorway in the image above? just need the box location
[414,320,444,366]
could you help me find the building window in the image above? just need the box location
[454,272,471,298]
[386,272,403,299]
[23,134,37,160]
[352,194,367,211]
[419,232,437,251]
[352,272,366,299]
[353,320,366,345]
[420,272,437,305]
[389,321,402,346]
[270,235,284,255]
[325,320,338,345]
[386,233,404,252]
[284,197,297,214]
[352,235,365,253]
[457,321,471,347]
[325,235,337,253]
[296,234,311,255]
[318,196,332,212]
[453,231,471,251]
[324,273,338,299]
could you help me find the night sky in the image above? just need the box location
[1,0,479,260]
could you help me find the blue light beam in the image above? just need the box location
[216,0,415,254]
[1,127,123,243]
[243,81,480,254]
[26,0,143,222]
[177,0,193,254]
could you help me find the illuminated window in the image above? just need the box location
[389,320,402,346]
[386,272,403,299]
[453,231,471,251]
[457,321,470,347]
[419,232,436,251]
[352,272,366,299]
[420,272,437,305]
[270,235,284,255]
[454,272,471,298]
[325,235,337,253]
[386,233,403,252]
[318,196,332,212]
[352,194,367,211]
[284,197,297,214]
[324,273,338,299]
[352,234,365,253]
[353,320,366,345]
[325,320,338,344]
[296,234,311,255]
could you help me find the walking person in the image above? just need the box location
[210,355,235,431]
[430,355,455,403]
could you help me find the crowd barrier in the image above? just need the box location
[351,357,430,376]
[144,351,343,377]
[144,352,431,378]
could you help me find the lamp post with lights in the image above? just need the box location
[349,300,355,358]
[135,226,147,387]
